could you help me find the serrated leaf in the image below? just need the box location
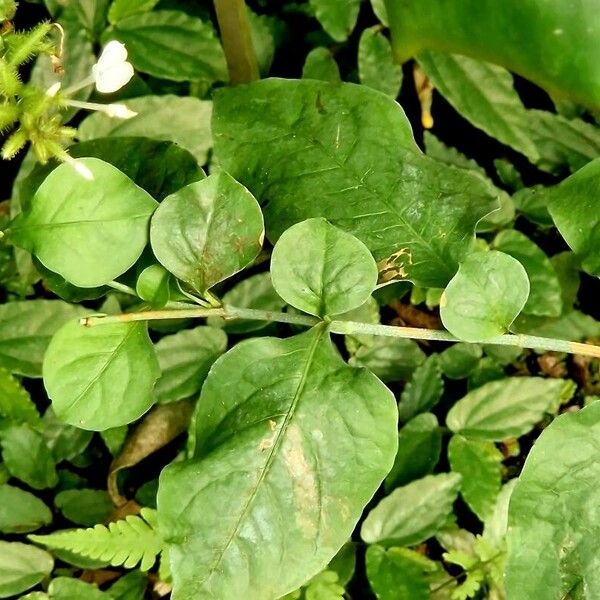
[150,173,264,295]
[271,218,378,317]
[159,325,398,599]
[366,545,429,600]
[108,0,159,24]
[448,435,502,521]
[0,300,86,377]
[385,413,442,490]
[104,10,227,82]
[493,230,562,317]
[361,473,461,546]
[302,47,341,83]
[0,367,39,425]
[440,251,530,342]
[10,159,158,288]
[0,424,58,489]
[0,542,53,598]
[78,97,213,165]
[41,408,93,463]
[0,485,52,534]
[309,0,360,42]
[506,402,600,599]
[54,489,113,527]
[43,320,160,431]
[358,27,403,97]
[398,355,443,421]
[107,571,147,600]
[213,79,500,288]
[513,310,600,342]
[47,577,108,600]
[446,377,565,441]
[30,508,162,572]
[154,327,227,405]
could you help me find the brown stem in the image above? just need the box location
[214,0,260,84]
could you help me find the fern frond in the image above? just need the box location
[29,508,163,571]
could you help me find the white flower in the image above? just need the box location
[103,103,138,119]
[92,41,134,94]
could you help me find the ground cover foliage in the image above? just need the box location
[0,0,600,598]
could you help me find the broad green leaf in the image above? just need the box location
[302,47,341,83]
[424,132,487,176]
[271,218,378,317]
[41,408,93,463]
[440,250,530,342]
[397,355,443,421]
[358,27,403,97]
[154,326,227,404]
[506,402,600,599]
[0,542,53,598]
[483,479,516,547]
[328,543,356,587]
[513,310,600,342]
[34,260,107,304]
[207,272,285,334]
[47,577,108,600]
[467,357,505,390]
[446,377,565,441]
[43,320,160,431]
[440,343,482,382]
[136,264,170,308]
[10,158,158,288]
[385,413,442,490]
[104,11,227,82]
[107,571,147,600]
[551,251,581,313]
[309,0,360,42]
[546,157,600,277]
[55,489,113,526]
[0,424,58,489]
[0,300,86,377]
[150,173,264,295]
[361,473,461,546]
[159,326,398,599]
[108,0,159,23]
[0,367,39,425]
[366,545,429,600]
[493,230,562,317]
[347,336,425,382]
[213,79,500,288]
[448,435,502,521]
[512,185,553,228]
[0,485,52,533]
[78,97,213,165]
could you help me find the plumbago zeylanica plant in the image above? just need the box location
[1,0,600,598]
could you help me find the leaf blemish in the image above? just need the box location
[377,248,413,283]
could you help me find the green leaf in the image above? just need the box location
[271,218,378,317]
[0,367,39,425]
[448,435,502,521]
[440,250,530,342]
[154,326,227,404]
[78,97,214,165]
[105,10,227,82]
[10,158,158,288]
[0,542,53,599]
[302,47,341,83]
[513,310,600,342]
[41,408,93,463]
[0,424,58,489]
[159,325,398,599]
[506,402,600,599]
[546,157,600,277]
[108,0,159,23]
[493,230,562,317]
[347,336,425,382]
[0,485,52,533]
[54,489,113,527]
[47,577,108,600]
[43,320,160,431]
[0,300,86,377]
[309,0,360,42]
[213,79,500,288]
[366,545,429,600]
[30,508,162,572]
[150,173,264,295]
[358,27,403,97]
[385,413,442,491]
[207,272,286,334]
[136,264,170,308]
[361,473,461,546]
[107,571,147,600]
[446,377,566,441]
[397,355,443,421]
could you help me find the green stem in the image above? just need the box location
[213,0,260,84]
[80,306,600,358]
[106,280,138,297]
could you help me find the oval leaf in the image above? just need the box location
[271,218,378,317]
[43,320,160,430]
[0,542,53,598]
[150,173,264,295]
[440,250,530,342]
[10,158,158,288]
[158,326,398,599]
[0,485,52,534]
